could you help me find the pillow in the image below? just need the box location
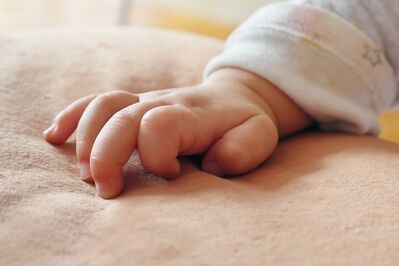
[1,27,398,265]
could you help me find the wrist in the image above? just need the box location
[204,67,313,137]
[204,68,279,130]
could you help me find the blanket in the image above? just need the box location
[0,27,398,266]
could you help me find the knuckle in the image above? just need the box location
[75,135,90,158]
[75,120,96,148]
[91,90,135,109]
[141,106,177,132]
[90,154,107,165]
[110,109,133,126]
[54,108,75,124]
[90,144,112,164]
[180,94,208,108]
[52,111,63,124]
[90,93,117,109]
[222,145,252,174]
[164,90,209,109]
[76,130,89,144]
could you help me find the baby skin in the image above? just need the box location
[43,68,312,199]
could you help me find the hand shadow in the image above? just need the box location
[120,130,398,198]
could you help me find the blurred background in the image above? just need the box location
[0,0,398,142]
[0,0,278,38]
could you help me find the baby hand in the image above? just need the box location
[43,68,310,199]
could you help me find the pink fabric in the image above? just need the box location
[0,28,398,265]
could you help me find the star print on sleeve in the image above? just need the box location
[362,44,383,68]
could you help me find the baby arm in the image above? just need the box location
[205,1,397,134]
[43,68,312,199]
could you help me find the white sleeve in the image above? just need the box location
[203,0,398,134]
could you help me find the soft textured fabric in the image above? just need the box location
[204,0,399,134]
[1,28,399,266]
[300,0,399,80]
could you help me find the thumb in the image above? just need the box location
[201,114,278,177]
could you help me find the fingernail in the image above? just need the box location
[95,179,113,199]
[43,124,56,136]
[202,162,224,177]
[80,162,92,181]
